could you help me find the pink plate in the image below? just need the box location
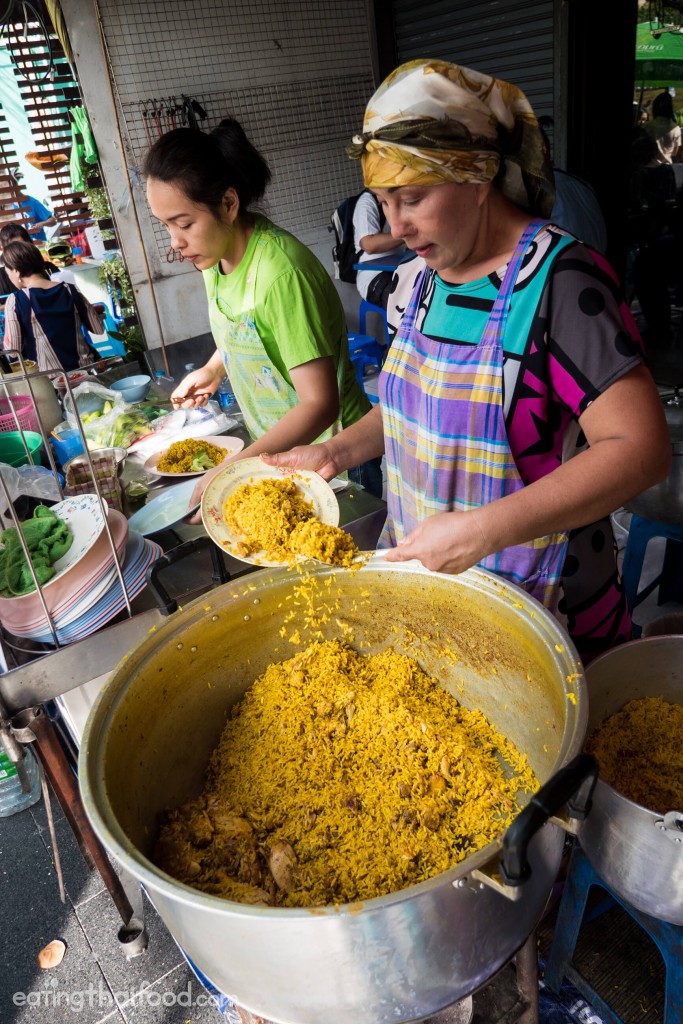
[0,509,129,632]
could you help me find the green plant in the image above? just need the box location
[85,186,111,221]
[98,255,145,360]
[80,153,111,221]
[109,324,145,359]
[98,254,135,312]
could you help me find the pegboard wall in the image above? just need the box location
[96,0,376,277]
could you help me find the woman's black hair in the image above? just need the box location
[143,118,271,213]
[2,240,50,278]
[652,90,675,121]
[0,221,31,247]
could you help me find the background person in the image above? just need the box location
[644,90,682,165]
[0,222,59,283]
[1,240,104,370]
[9,173,57,241]
[353,189,405,308]
[143,118,383,506]
[264,59,670,664]
[629,131,683,345]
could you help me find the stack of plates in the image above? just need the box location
[0,494,161,645]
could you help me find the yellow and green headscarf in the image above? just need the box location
[349,60,555,217]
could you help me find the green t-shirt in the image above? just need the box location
[204,215,370,429]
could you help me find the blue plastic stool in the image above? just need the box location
[545,845,683,1024]
[359,298,390,348]
[347,333,384,402]
[621,515,683,638]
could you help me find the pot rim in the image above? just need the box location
[79,562,587,917]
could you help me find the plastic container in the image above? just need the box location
[153,370,175,395]
[64,449,123,512]
[0,746,41,817]
[50,427,85,467]
[217,378,236,412]
[0,430,43,467]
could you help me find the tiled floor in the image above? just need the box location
[1,789,224,1024]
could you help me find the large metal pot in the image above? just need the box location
[80,562,589,1023]
[579,635,683,925]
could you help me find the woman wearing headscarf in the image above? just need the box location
[265,60,670,663]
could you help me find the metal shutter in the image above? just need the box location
[391,0,555,119]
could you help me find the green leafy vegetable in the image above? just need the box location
[190,451,214,472]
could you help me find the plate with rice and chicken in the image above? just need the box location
[202,458,352,567]
[143,435,244,478]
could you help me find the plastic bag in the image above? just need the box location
[0,465,63,527]
[63,382,125,448]
[108,408,157,449]
[128,403,239,460]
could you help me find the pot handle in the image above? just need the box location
[500,753,599,886]
[145,537,230,615]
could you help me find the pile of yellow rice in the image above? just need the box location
[157,438,226,473]
[222,477,359,566]
[154,639,538,907]
[585,695,683,812]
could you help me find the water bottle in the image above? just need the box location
[0,746,41,817]
[153,369,175,395]
[217,377,236,412]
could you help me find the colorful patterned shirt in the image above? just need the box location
[385,226,644,662]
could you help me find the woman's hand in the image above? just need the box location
[383,511,489,574]
[171,365,221,409]
[260,444,339,481]
[183,458,235,525]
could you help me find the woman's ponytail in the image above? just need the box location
[143,118,270,213]
[210,118,271,207]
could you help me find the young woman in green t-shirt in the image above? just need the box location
[144,119,382,505]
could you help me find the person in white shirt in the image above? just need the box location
[352,190,405,308]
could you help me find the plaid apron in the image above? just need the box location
[378,219,568,610]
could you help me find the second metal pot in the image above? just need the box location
[580,635,683,924]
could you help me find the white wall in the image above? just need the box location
[60,1,377,351]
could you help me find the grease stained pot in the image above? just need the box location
[80,562,592,1024]
[579,635,683,925]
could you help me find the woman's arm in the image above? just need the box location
[81,294,105,335]
[387,365,671,571]
[261,404,385,478]
[1,294,22,355]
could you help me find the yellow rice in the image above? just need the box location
[157,438,226,473]
[223,477,360,565]
[585,695,683,813]
[154,639,538,907]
